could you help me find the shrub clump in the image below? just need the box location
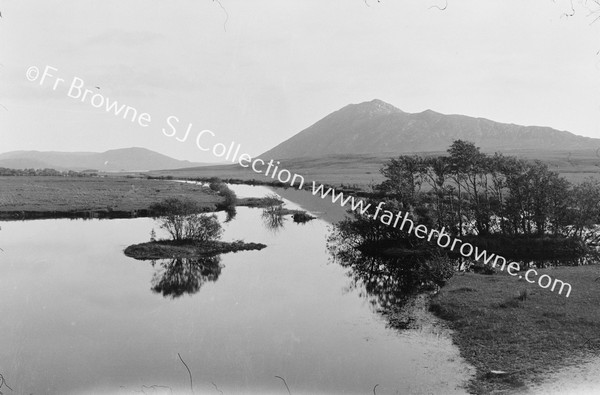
[149,197,222,242]
[209,178,238,212]
[292,211,315,223]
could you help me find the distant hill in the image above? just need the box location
[261,99,600,159]
[0,147,208,172]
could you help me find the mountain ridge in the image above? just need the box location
[0,147,209,172]
[261,99,599,159]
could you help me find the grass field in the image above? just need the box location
[153,149,600,188]
[430,265,600,394]
[0,176,229,219]
[152,154,388,188]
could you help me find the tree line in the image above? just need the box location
[0,167,98,177]
[374,140,600,244]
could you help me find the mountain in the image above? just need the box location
[261,99,600,159]
[0,147,207,172]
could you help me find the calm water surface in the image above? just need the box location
[0,184,473,394]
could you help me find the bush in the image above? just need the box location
[208,180,238,211]
[217,184,237,210]
[208,177,222,191]
[149,197,222,242]
[292,211,315,223]
[425,255,456,287]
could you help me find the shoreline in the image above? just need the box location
[0,197,267,221]
[0,176,306,221]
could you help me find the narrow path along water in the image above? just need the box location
[0,183,474,394]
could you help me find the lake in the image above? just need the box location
[0,184,474,394]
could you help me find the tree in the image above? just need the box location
[209,179,238,213]
[422,156,451,229]
[150,197,222,242]
[261,193,286,232]
[378,155,424,207]
[570,178,600,238]
[447,140,489,235]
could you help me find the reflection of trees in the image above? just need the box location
[225,207,237,223]
[328,239,426,313]
[261,205,286,232]
[327,216,453,330]
[150,256,222,298]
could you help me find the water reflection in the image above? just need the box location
[329,243,425,313]
[327,224,453,330]
[0,192,473,394]
[261,205,286,233]
[224,207,237,223]
[150,256,222,298]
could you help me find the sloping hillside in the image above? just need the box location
[261,99,599,159]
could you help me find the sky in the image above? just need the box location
[1,0,600,162]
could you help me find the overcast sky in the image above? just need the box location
[1,0,600,162]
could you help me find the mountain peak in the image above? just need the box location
[345,99,402,117]
[260,100,598,159]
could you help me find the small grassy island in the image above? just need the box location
[124,239,266,260]
[124,195,267,261]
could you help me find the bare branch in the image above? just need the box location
[212,382,224,394]
[212,0,229,32]
[178,353,194,394]
[363,0,381,6]
[429,0,448,11]
[562,0,576,18]
[275,376,291,395]
[0,374,13,392]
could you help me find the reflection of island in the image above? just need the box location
[261,205,286,232]
[259,194,315,232]
[125,240,266,298]
[150,256,222,298]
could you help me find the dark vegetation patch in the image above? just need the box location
[291,211,315,223]
[460,234,588,262]
[124,240,267,260]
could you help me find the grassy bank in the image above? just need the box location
[0,176,274,220]
[430,265,600,394]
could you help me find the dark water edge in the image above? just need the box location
[0,198,271,221]
[0,208,157,221]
